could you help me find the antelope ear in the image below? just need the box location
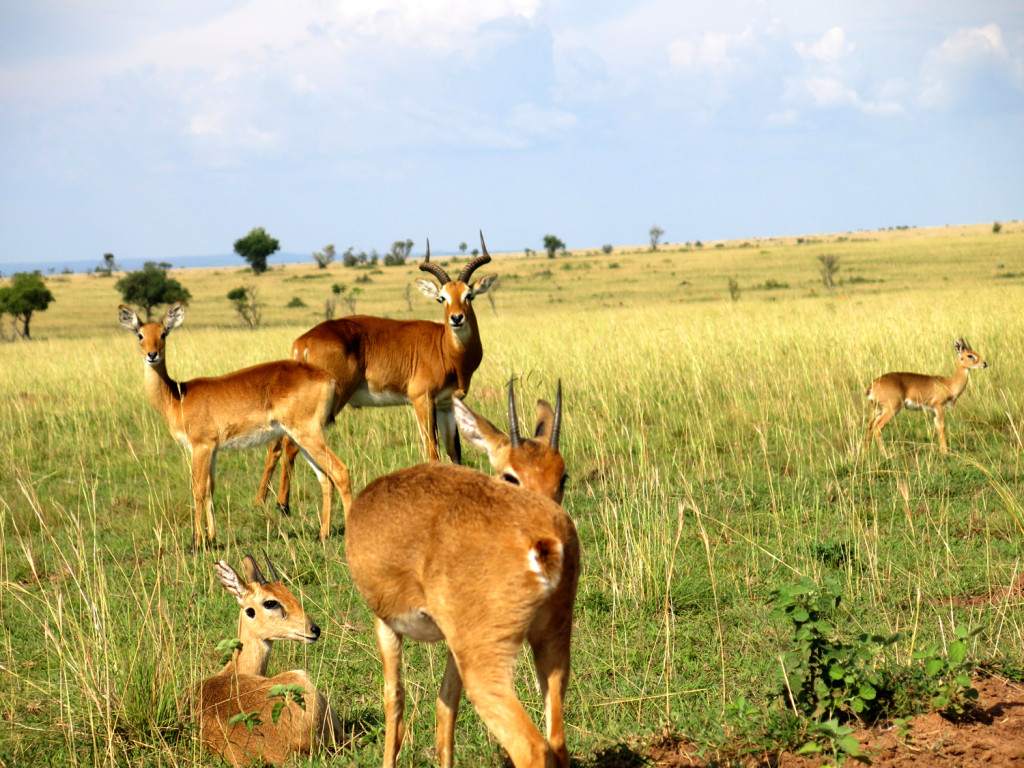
[163,302,185,334]
[215,561,250,602]
[454,397,508,463]
[469,273,498,297]
[415,278,441,300]
[118,305,141,333]
[533,399,556,442]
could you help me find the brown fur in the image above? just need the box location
[256,242,497,515]
[345,385,577,768]
[865,338,988,454]
[119,302,351,549]
[197,556,342,767]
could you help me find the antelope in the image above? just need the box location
[257,233,498,515]
[345,381,578,768]
[197,554,342,766]
[865,338,988,454]
[118,302,352,549]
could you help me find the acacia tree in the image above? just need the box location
[818,254,840,294]
[384,239,413,266]
[234,227,280,274]
[649,225,665,251]
[0,271,55,340]
[227,286,263,329]
[543,235,565,259]
[115,262,192,321]
[312,244,336,269]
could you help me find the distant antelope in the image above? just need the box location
[257,233,497,515]
[865,338,988,454]
[345,381,578,768]
[119,302,351,549]
[197,554,342,766]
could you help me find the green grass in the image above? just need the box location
[2,222,1023,766]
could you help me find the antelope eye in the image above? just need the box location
[136,333,143,340]
[263,600,280,610]
[502,473,521,486]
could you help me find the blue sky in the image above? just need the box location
[2,0,1022,270]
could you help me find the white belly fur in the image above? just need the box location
[348,383,411,408]
[386,610,445,643]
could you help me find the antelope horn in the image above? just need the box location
[550,380,562,451]
[458,230,493,284]
[418,239,451,285]
[508,378,521,449]
[248,554,268,585]
[263,550,280,583]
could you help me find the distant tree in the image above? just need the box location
[234,227,280,274]
[0,271,55,340]
[649,226,664,251]
[459,242,468,255]
[115,262,192,322]
[342,247,358,267]
[543,235,565,259]
[325,282,347,319]
[817,254,840,294]
[601,244,614,255]
[993,221,1003,234]
[227,286,263,329]
[384,239,414,266]
[727,278,741,301]
[524,248,535,258]
[97,252,120,277]
[312,244,336,269]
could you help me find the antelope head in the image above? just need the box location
[954,338,988,370]
[119,301,185,367]
[415,232,498,339]
[216,553,322,646]
[454,380,567,504]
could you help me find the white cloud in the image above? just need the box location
[920,23,1024,109]
[795,27,854,64]
[786,76,903,116]
[667,25,756,75]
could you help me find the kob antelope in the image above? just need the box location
[257,233,497,515]
[197,554,342,766]
[865,338,988,454]
[345,381,578,768]
[119,302,352,549]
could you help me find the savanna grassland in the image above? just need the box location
[2,222,1024,767]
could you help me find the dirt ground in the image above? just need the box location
[645,674,1024,767]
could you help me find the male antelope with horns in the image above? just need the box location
[346,380,578,768]
[257,232,498,514]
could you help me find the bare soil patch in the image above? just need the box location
[644,675,1024,768]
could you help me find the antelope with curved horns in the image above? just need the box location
[346,380,577,768]
[257,232,498,515]
[119,302,352,549]
[865,338,988,454]
[197,553,342,766]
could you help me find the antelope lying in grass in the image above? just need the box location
[865,338,988,454]
[197,554,341,767]
[119,302,351,548]
[345,381,578,768]
[257,234,497,515]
